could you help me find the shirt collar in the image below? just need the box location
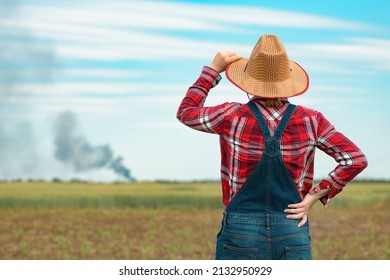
[250,97,290,121]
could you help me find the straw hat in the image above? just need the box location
[226,34,309,98]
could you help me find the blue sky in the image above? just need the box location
[0,0,389,181]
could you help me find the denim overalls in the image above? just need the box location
[215,101,312,260]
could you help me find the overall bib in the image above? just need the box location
[215,101,312,260]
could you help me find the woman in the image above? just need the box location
[176,34,367,260]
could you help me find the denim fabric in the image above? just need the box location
[215,102,312,260]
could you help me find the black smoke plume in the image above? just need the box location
[53,110,135,181]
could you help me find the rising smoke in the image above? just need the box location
[0,0,56,180]
[0,0,135,181]
[53,111,135,181]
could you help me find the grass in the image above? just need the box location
[0,208,221,259]
[1,181,389,209]
[0,182,222,209]
[0,181,389,260]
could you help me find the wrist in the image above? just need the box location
[309,187,330,198]
[208,64,222,73]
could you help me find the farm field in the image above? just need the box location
[0,181,389,260]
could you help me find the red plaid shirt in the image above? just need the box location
[177,66,368,207]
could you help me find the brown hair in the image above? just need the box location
[265,98,282,107]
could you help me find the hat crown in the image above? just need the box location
[225,34,309,98]
[246,35,290,82]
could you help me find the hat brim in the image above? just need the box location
[225,58,309,98]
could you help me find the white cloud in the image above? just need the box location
[0,0,373,64]
[18,0,368,32]
[18,2,231,32]
[58,69,153,79]
[11,82,184,96]
[288,37,390,71]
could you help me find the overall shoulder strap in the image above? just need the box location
[273,104,297,139]
[247,101,296,139]
[247,101,271,138]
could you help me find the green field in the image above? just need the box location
[0,181,389,259]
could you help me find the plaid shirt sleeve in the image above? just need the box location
[176,66,237,134]
[311,111,368,207]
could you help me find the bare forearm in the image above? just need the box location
[309,188,330,200]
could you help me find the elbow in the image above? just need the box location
[360,156,368,170]
[176,110,184,123]
[176,106,183,121]
[359,151,368,168]
[341,151,368,174]
[354,153,368,172]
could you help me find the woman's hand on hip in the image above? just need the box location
[284,189,329,227]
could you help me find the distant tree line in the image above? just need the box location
[0,178,389,184]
